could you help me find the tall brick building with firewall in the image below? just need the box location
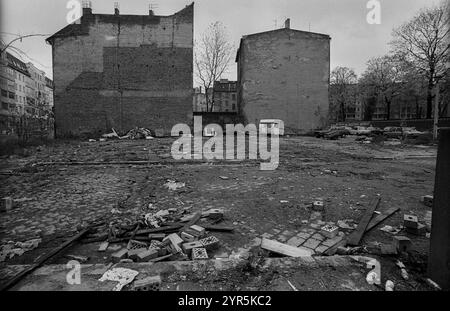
[46,3,194,137]
[236,19,330,134]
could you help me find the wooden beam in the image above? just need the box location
[261,238,313,257]
[346,197,381,246]
[203,225,234,232]
[0,227,91,291]
[366,206,400,232]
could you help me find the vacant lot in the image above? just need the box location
[0,136,437,290]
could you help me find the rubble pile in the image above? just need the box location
[82,207,229,263]
[100,127,154,141]
[0,238,42,262]
[314,125,432,144]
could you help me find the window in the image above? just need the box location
[8,92,15,99]
[1,89,7,97]
[232,104,236,110]
[2,102,8,110]
[232,94,236,100]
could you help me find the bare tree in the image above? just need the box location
[390,1,450,119]
[330,66,357,122]
[359,55,405,120]
[194,22,234,112]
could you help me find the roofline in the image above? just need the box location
[235,28,330,62]
[244,27,330,40]
[46,2,194,43]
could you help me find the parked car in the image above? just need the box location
[384,127,403,139]
[402,127,423,138]
[353,126,372,136]
[324,127,350,140]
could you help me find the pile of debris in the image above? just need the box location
[82,207,232,263]
[0,238,41,262]
[120,127,154,140]
[314,125,431,144]
[99,127,154,141]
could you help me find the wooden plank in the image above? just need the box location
[261,238,313,257]
[0,227,91,291]
[203,225,234,232]
[366,206,400,232]
[346,197,381,246]
[135,225,182,235]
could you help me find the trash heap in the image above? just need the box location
[83,207,229,263]
[120,127,154,140]
[0,238,42,262]
[100,127,154,140]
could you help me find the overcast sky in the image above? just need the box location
[0,0,440,81]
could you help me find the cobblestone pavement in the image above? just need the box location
[0,136,436,290]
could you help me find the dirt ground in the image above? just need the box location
[0,136,438,290]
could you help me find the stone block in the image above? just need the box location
[312,200,324,211]
[127,239,148,250]
[303,238,321,250]
[190,225,206,236]
[98,241,109,252]
[320,225,339,239]
[406,223,427,236]
[199,235,220,250]
[315,245,330,255]
[148,234,166,240]
[136,249,158,262]
[180,231,196,242]
[132,275,161,291]
[128,248,148,261]
[111,249,128,263]
[182,241,203,254]
[286,236,305,247]
[0,197,14,212]
[392,236,412,252]
[192,247,208,260]
[404,215,418,229]
[421,195,433,207]
[322,235,344,247]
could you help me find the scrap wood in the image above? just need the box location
[135,225,183,235]
[346,197,381,246]
[203,224,234,232]
[365,206,400,232]
[0,227,91,291]
[261,238,313,257]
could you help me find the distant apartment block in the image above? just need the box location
[212,79,237,112]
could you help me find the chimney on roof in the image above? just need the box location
[284,18,290,29]
[114,2,120,15]
[82,0,92,15]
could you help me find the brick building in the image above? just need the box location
[46,3,194,137]
[236,19,331,134]
[212,79,237,112]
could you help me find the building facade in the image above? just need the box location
[192,87,207,112]
[1,48,54,135]
[235,20,331,134]
[46,3,194,137]
[212,79,237,113]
